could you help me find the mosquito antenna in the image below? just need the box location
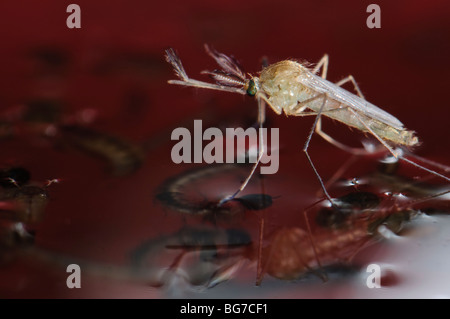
[166,47,247,95]
[165,48,189,82]
[204,44,246,79]
[200,69,246,87]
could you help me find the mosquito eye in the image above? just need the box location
[246,79,257,96]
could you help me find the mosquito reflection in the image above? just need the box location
[131,226,251,290]
[156,163,273,221]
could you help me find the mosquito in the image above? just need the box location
[165,45,450,206]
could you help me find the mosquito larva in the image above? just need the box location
[60,125,145,176]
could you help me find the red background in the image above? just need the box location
[0,0,449,298]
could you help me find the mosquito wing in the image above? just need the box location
[299,71,404,130]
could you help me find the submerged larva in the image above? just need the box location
[60,125,145,176]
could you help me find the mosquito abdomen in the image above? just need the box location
[320,108,420,147]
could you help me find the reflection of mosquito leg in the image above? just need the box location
[319,154,359,197]
[256,158,268,286]
[303,209,327,282]
[256,57,270,286]
[218,97,266,206]
[402,149,450,173]
[160,250,188,285]
[400,157,450,182]
[303,94,336,205]
[409,188,450,206]
[350,108,450,183]
[303,258,328,282]
[343,236,373,264]
[256,217,265,286]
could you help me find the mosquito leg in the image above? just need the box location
[335,75,365,99]
[303,94,336,206]
[314,70,383,156]
[315,116,383,155]
[303,209,327,281]
[291,95,324,113]
[349,108,397,156]
[312,54,329,78]
[349,109,450,183]
[292,108,351,117]
[256,57,269,286]
[258,94,266,124]
[218,96,266,206]
[256,217,265,286]
[313,67,379,155]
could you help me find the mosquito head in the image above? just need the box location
[245,78,259,96]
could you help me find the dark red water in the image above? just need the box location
[0,0,449,298]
